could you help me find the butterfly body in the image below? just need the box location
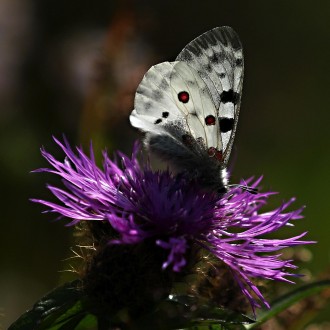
[130,27,243,192]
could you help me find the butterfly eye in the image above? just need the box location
[178,91,189,103]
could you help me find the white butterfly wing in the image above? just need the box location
[176,26,244,164]
[169,61,221,151]
[129,26,244,190]
[130,61,221,151]
[130,61,183,135]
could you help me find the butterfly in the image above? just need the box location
[130,27,250,193]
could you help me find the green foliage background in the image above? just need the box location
[1,0,329,328]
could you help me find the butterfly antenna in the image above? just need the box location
[228,184,258,194]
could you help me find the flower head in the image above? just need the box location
[33,137,313,313]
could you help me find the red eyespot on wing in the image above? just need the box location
[207,147,216,157]
[182,134,194,145]
[178,91,189,103]
[208,147,223,162]
[215,150,223,161]
[205,115,216,126]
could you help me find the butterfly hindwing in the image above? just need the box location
[131,61,183,135]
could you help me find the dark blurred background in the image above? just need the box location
[1,0,329,328]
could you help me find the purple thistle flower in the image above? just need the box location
[32,137,313,313]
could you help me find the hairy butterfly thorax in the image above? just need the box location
[130,27,244,193]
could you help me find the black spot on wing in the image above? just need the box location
[201,87,209,95]
[211,52,225,64]
[235,58,243,66]
[211,54,218,64]
[220,89,240,105]
[181,50,193,61]
[205,64,212,73]
[219,117,234,133]
[162,112,169,118]
[154,118,162,124]
[219,72,226,78]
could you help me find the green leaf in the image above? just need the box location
[8,280,87,330]
[74,314,98,330]
[38,300,88,330]
[9,285,257,329]
[171,295,254,325]
[245,279,330,329]
[133,294,254,329]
